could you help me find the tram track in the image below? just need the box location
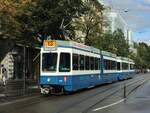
[0,75,148,113]
[82,78,149,113]
[55,76,146,113]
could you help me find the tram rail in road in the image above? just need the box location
[0,74,149,113]
[77,79,147,113]
[55,76,147,113]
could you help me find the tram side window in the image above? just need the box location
[112,61,117,70]
[117,62,121,70]
[90,57,94,70]
[104,59,110,70]
[98,58,101,69]
[122,63,128,70]
[59,53,70,72]
[42,53,57,72]
[73,54,79,70]
[95,58,100,70]
[104,59,116,70]
[80,55,85,70]
[85,56,90,70]
[130,64,134,70]
[104,59,107,70]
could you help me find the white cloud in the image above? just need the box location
[143,0,150,4]
[104,0,150,31]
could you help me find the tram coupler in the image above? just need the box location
[41,86,64,95]
[40,87,52,95]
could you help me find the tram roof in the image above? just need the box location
[42,40,100,54]
[117,56,134,63]
[101,50,117,58]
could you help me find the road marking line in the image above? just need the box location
[93,99,125,112]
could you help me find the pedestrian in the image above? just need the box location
[1,65,7,86]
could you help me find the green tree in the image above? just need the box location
[94,29,129,57]
[94,32,115,52]
[71,0,104,44]
[112,29,129,57]
[130,42,150,69]
[0,0,21,40]
[20,0,86,43]
[0,0,86,45]
[137,42,150,68]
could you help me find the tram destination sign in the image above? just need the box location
[43,40,57,51]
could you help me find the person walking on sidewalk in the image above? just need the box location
[1,65,7,86]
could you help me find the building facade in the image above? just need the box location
[98,0,135,51]
[103,10,128,38]
[0,52,14,79]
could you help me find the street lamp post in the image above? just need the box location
[23,46,26,95]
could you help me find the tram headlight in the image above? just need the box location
[64,76,67,82]
[47,78,51,82]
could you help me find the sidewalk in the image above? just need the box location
[0,88,40,104]
[0,93,40,107]
[0,79,40,104]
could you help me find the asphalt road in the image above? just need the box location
[0,73,150,113]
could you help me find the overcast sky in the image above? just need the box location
[103,0,150,45]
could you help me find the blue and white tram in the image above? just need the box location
[40,40,135,94]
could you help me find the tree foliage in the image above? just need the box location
[0,0,21,40]
[72,0,104,44]
[0,0,86,45]
[94,29,129,57]
[112,29,129,57]
[131,42,150,69]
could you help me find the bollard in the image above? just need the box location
[124,82,126,98]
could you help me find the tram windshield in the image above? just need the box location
[42,53,57,72]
